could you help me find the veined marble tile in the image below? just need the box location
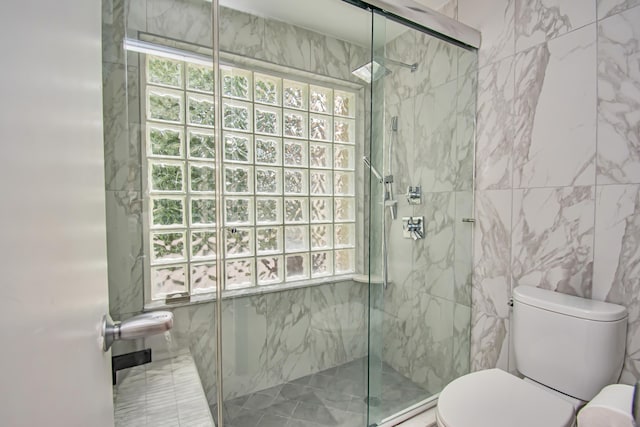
[414,80,458,192]
[458,47,478,78]
[147,0,213,48]
[592,184,640,383]
[309,282,368,370]
[384,28,419,105]
[310,34,352,81]
[420,295,455,393]
[103,0,115,26]
[597,6,640,185]
[222,294,272,399]
[470,310,509,372]
[455,69,477,191]
[597,0,640,20]
[513,24,597,189]
[415,34,458,95]
[263,19,312,72]
[438,0,458,19]
[103,0,126,65]
[106,190,144,319]
[453,303,471,378]
[126,65,140,127]
[125,0,146,34]
[515,0,596,53]
[103,62,141,192]
[413,191,456,301]
[473,190,512,317]
[383,294,454,393]
[512,186,595,297]
[593,184,640,301]
[219,6,265,59]
[266,287,314,382]
[454,191,473,306]
[458,0,515,67]
[475,57,515,190]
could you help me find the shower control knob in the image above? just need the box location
[102,311,174,351]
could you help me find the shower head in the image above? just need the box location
[352,61,391,83]
[363,156,384,183]
[351,58,418,83]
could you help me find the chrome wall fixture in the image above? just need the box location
[402,216,424,240]
[102,311,174,352]
[407,185,422,205]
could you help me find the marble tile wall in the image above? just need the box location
[103,0,144,321]
[376,24,476,394]
[103,0,369,318]
[457,0,640,382]
[142,280,367,405]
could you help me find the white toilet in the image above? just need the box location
[436,285,628,427]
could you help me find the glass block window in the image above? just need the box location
[144,55,357,300]
[145,55,216,301]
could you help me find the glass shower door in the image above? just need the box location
[217,2,374,426]
[367,8,477,426]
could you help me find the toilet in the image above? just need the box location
[436,285,628,427]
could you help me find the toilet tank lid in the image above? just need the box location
[513,286,627,322]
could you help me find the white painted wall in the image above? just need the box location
[0,0,114,426]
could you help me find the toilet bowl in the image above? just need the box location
[436,369,575,427]
[436,286,628,427]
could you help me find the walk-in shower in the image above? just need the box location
[101,0,479,425]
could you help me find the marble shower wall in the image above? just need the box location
[455,0,640,382]
[142,280,367,405]
[104,0,369,318]
[378,25,476,394]
[102,0,371,406]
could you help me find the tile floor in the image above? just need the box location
[214,358,427,427]
[114,349,214,427]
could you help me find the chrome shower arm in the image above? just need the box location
[384,58,418,72]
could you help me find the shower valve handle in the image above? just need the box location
[102,311,174,352]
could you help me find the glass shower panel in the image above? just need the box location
[218,1,372,426]
[103,0,218,425]
[367,9,477,426]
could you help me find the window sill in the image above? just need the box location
[144,273,359,311]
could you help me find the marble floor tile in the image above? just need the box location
[219,358,427,427]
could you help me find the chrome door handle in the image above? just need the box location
[102,311,173,351]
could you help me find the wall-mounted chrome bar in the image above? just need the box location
[123,38,211,66]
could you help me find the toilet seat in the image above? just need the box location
[436,369,575,427]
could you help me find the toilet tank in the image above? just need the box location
[513,286,627,401]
